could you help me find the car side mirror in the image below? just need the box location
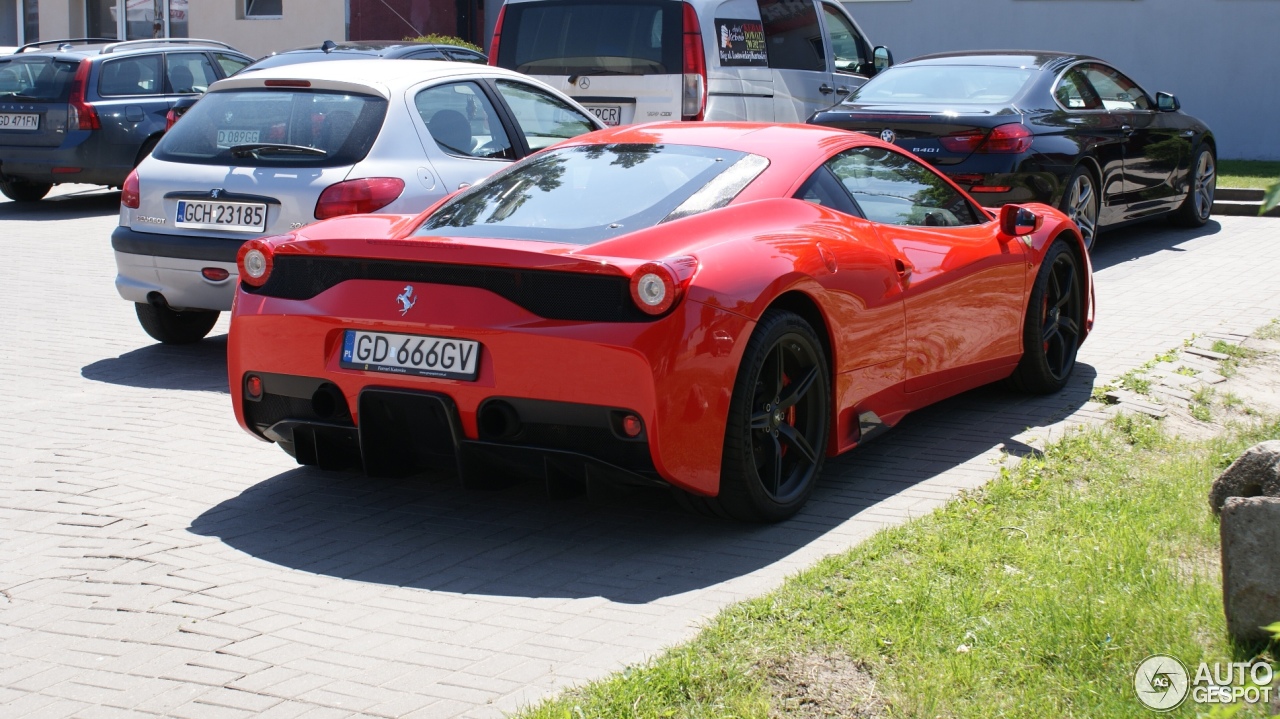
[999,204,1040,237]
[1156,91,1180,112]
[872,46,893,74]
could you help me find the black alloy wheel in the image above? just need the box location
[1009,241,1084,394]
[708,309,830,522]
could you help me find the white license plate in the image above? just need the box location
[340,330,481,381]
[0,113,39,130]
[585,105,622,126]
[175,200,267,232]
[216,129,260,147]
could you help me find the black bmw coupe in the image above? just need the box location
[809,51,1216,250]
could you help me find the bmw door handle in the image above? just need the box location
[819,84,835,95]
[1181,130,1194,137]
[1121,124,1135,136]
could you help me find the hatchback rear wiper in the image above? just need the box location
[229,143,327,158]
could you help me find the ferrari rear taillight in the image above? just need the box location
[630,256,698,316]
[121,169,140,209]
[938,123,1033,155]
[983,123,1033,153]
[681,2,706,121]
[67,60,100,131]
[237,239,275,288]
[314,177,405,220]
[488,5,506,66]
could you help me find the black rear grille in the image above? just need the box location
[245,256,652,323]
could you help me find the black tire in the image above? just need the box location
[1008,240,1085,394]
[689,309,830,522]
[1057,165,1100,252]
[1171,146,1215,227]
[0,178,53,203]
[135,302,219,344]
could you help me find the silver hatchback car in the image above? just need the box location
[113,58,603,343]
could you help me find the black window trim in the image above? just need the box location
[794,165,865,219]
[411,77,523,163]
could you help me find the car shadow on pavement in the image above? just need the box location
[188,362,1097,604]
[81,335,230,392]
[0,188,121,220]
[1090,219,1222,272]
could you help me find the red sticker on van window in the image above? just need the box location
[715,19,768,67]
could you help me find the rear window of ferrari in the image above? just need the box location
[417,143,769,244]
[152,88,387,167]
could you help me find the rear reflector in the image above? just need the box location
[264,79,312,87]
[245,374,263,400]
[52,167,82,174]
[970,186,1012,193]
[621,414,643,438]
[202,267,230,281]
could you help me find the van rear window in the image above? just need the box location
[496,0,682,76]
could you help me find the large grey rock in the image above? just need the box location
[1220,496,1280,643]
[1209,440,1280,513]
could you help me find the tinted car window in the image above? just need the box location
[496,0,682,75]
[827,146,981,227]
[757,0,825,72]
[418,144,756,244]
[166,52,218,94]
[213,52,252,77]
[1054,67,1103,111]
[0,58,78,101]
[415,82,514,160]
[1080,63,1150,111]
[494,80,597,152]
[820,4,870,75]
[846,65,1035,106]
[446,49,487,64]
[153,89,387,167]
[795,166,861,217]
[99,55,163,96]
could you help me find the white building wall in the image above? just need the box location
[841,0,1280,160]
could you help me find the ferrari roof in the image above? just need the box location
[563,122,866,165]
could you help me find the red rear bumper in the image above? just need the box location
[228,279,753,496]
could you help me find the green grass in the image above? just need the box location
[517,417,1280,719]
[1191,387,1215,422]
[1217,160,1280,190]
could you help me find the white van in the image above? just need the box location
[489,0,892,125]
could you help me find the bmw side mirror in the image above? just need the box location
[999,204,1040,237]
[1156,91,1180,112]
[873,46,893,75]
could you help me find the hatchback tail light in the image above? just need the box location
[681,2,706,121]
[121,169,140,209]
[488,5,506,66]
[67,60,100,131]
[313,177,406,220]
[237,239,275,288]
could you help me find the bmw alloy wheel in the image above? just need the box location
[1192,151,1216,222]
[1065,172,1098,251]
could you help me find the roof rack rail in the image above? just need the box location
[17,38,116,53]
[100,38,236,54]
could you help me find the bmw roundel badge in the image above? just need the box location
[880,129,896,144]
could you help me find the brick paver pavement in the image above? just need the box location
[2,185,1279,718]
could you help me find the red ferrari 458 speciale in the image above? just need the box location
[229,122,1093,521]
